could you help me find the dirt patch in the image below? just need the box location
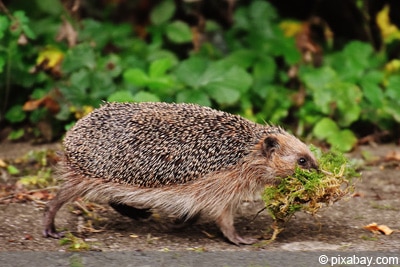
[0,142,399,253]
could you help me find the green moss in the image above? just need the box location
[262,146,359,240]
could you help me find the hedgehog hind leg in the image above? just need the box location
[43,181,82,238]
[109,202,152,220]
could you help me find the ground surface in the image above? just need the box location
[0,142,399,266]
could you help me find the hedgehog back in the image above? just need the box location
[63,102,266,187]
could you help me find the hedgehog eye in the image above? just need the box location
[298,157,307,166]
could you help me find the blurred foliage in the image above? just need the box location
[0,0,400,151]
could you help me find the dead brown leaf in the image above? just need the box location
[385,151,400,162]
[23,95,60,114]
[364,222,394,235]
[56,16,78,47]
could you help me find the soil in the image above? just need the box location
[0,141,399,266]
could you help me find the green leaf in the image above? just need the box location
[249,1,277,24]
[198,62,252,105]
[8,129,24,141]
[386,76,400,100]
[62,44,96,73]
[166,21,192,44]
[35,0,63,15]
[174,57,208,88]
[146,49,178,65]
[343,41,373,67]
[222,50,256,69]
[360,71,384,107]
[200,62,252,93]
[123,68,149,87]
[313,118,339,140]
[301,66,337,92]
[335,83,362,127]
[253,56,276,83]
[0,16,10,39]
[0,57,5,73]
[327,130,357,152]
[90,72,116,99]
[107,91,135,102]
[176,90,211,107]
[147,76,175,91]
[150,0,175,25]
[13,11,36,39]
[133,91,160,102]
[5,105,26,123]
[7,165,20,175]
[149,58,173,78]
[70,69,90,91]
[205,87,241,105]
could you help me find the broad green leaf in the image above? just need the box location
[174,57,208,88]
[5,105,26,123]
[0,57,5,73]
[35,0,63,15]
[147,76,175,91]
[90,72,116,99]
[149,58,173,78]
[150,0,175,25]
[384,101,400,122]
[13,11,36,39]
[123,68,149,87]
[80,19,109,50]
[327,129,357,152]
[0,16,9,39]
[343,41,373,66]
[70,69,90,91]
[220,66,253,94]
[107,91,135,102]
[222,49,256,69]
[312,118,339,140]
[301,66,337,91]
[233,7,250,30]
[166,21,192,44]
[146,49,178,65]
[360,71,384,107]
[133,91,160,102]
[205,86,241,105]
[249,0,277,24]
[200,62,252,93]
[336,83,362,126]
[62,44,96,72]
[199,62,252,105]
[253,56,276,83]
[99,54,122,78]
[386,75,400,100]
[176,90,211,106]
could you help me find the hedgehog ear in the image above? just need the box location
[262,136,279,157]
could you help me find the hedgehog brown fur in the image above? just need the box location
[43,102,318,245]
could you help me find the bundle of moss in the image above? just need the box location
[262,147,359,241]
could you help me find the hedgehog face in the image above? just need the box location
[261,134,318,179]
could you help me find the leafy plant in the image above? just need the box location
[0,0,399,148]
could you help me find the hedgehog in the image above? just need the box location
[43,102,318,245]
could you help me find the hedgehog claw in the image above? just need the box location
[43,228,64,239]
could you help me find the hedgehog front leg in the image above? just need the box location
[216,207,257,245]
